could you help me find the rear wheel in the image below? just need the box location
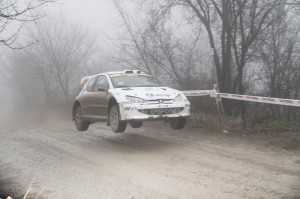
[74,106,89,131]
[130,120,143,128]
[169,117,187,130]
[109,105,127,133]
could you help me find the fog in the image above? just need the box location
[1,1,300,198]
[0,0,125,127]
[0,83,13,122]
[0,0,300,128]
[63,0,119,35]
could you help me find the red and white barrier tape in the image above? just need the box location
[183,89,300,107]
[218,92,300,107]
[181,90,212,97]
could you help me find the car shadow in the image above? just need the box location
[90,132,177,153]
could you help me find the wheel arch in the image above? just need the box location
[108,97,118,110]
[107,97,118,126]
[72,101,81,120]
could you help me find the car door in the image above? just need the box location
[80,76,98,118]
[89,75,110,118]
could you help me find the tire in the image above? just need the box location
[169,117,187,130]
[74,106,89,131]
[130,120,143,128]
[109,105,127,133]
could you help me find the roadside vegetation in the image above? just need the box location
[188,112,300,150]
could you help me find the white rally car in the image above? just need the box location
[72,70,190,133]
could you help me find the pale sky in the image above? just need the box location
[60,0,121,40]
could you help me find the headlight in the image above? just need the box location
[126,96,147,103]
[173,94,183,102]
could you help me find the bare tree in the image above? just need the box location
[0,0,54,48]
[258,10,300,120]
[24,18,97,101]
[3,52,43,110]
[4,16,98,114]
[113,0,212,89]
[132,0,300,118]
[230,1,300,123]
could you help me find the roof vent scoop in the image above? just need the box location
[124,70,141,74]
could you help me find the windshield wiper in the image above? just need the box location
[115,85,130,88]
[138,85,160,87]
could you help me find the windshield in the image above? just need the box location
[110,74,164,88]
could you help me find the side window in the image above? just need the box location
[86,76,97,92]
[94,75,109,92]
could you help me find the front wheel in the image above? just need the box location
[109,105,127,133]
[74,106,89,131]
[169,117,187,130]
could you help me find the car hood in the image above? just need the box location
[110,87,181,100]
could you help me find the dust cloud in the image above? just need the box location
[0,71,72,130]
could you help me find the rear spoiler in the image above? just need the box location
[80,76,91,88]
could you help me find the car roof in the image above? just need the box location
[81,70,150,85]
[105,70,148,75]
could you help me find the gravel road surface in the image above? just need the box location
[0,122,299,199]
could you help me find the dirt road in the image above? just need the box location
[0,122,299,199]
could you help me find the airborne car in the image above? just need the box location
[72,70,190,133]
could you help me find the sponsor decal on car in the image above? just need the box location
[138,108,183,115]
[146,93,154,97]
[146,93,171,97]
[155,94,171,97]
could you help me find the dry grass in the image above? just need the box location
[188,113,243,133]
[4,178,45,199]
[189,113,300,133]
[188,113,300,150]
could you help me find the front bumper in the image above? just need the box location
[119,102,190,121]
